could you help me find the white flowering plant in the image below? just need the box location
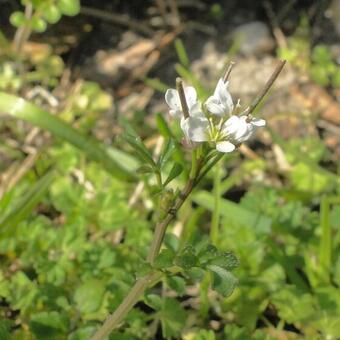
[92,60,286,339]
[165,77,266,153]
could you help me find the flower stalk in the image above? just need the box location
[92,59,286,340]
[92,153,205,340]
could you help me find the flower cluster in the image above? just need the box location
[165,78,265,153]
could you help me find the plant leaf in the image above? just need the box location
[123,133,156,168]
[158,139,175,167]
[0,170,55,233]
[163,163,183,186]
[207,265,238,297]
[0,92,136,181]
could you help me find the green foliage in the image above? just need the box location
[0,92,136,181]
[9,0,81,34]
[1,4,339,339]
[58,0,81,17]
[209,3,224,21]
[10,12,26,27]
[277,17,339,88]
[310,44,340,87]
[153,243,239,298]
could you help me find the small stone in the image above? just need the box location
[231,21,275,55]
[326,0,340,36]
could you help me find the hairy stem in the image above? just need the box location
[147,176,196,263]
[92,155,204,339]
[91,272,160,340]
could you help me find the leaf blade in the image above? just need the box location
[0,92,136,181]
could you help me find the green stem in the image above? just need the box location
[200,161,222,318]
[210,162,221,245]
[319,196,330,283]
[92,151,204,339]
[196,153,224,184]
[319,195,340,283]
[146,179,195,263]
[91,272,161,340]
[155,170,162,187]
[199,274,210,318]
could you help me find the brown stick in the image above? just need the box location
[223,61,235,83]
[80,6,153,36]
[245,60,286,115]
[176,77,190,119]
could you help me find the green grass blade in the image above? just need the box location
[175,64,209,99]
[144,78,169,92]
[174,38,190,68]
[0,92,136,181]
[319,195,340,283]
[193,190,272,233]
[319,196,331,283]
[210,163,222,246]
[0,170,55,233]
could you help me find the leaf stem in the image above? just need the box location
[155,170,163,187]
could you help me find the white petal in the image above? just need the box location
[189,102,204,118]
[213,79,225,98]
[222,115,240,135]
[224,115,239,127]
[169,108,183,119]
[251,118,266,127]
[222,115,248,143]
[234,116,249,139]
[214,79,234,114]
[165,89,180,110]
[236,128,254,143]
[185,117,209,142]
[216,141,236,153]
[206,97,225,116]
[180,117,190,140]
[184,86,197,108]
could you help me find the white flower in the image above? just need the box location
[165,81,266,153]
[182,114,266,153]
[222,115,266,144]
[181,116,210,142]
[165,86,202,119]
[205,78,234,116]
[182,116,236,153]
